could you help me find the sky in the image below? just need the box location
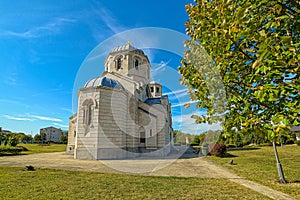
[0,0,221,135]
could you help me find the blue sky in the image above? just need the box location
[0,0,221,135]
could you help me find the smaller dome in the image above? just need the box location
[112,42,144,54]
[84,76,124,90]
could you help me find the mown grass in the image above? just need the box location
[209,145,300,199]
[17,144,67,154]
[0,166,271,200]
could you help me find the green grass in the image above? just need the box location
[209,145,300,199]
[17,144,66,154]
[0,166,271,200]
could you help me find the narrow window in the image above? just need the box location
[87,105,92,125]
[150,129,152,137]
[117,58,122,70]
[156,87,160,93]
[135,59,139,69]
[83,106,86,124]
[150,87,154,93]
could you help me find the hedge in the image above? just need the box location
[0,147,23,154]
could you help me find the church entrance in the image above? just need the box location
[139,127,146,147]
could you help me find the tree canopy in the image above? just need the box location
[179,0,300,140]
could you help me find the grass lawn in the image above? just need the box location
[209,145,300,199]
[18,144,66,154]
[0,166,271,200]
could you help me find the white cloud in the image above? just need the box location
[172,111,222,134]
[29,115,62,122]
[164,88,189,101]
[3,115,34,121]
[171,100,200,108]
[52,123,68,129]
[97,7,127,34]
[60,107,73,114]
[151,60,171,77]
[4,72,18,86]
[0,17,76,39]
[164,88,187,96]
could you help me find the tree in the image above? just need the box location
[7,134,18,147]
[60,135,68,144]
[180,0,299,184]
[40,132,47,144]
[33,134,41,143]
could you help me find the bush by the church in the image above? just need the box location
[207,143,227,157]
[295,140,300,146]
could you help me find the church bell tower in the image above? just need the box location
[104,42,151,86]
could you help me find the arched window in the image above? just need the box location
[135,59,139,70]
[117,58,122,70]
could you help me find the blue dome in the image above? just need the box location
[84,76,124,90]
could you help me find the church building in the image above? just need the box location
[67,42,173,159]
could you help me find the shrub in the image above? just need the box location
[208,143,227,157]
[259,143,273,147]
[235,142,244,148]
[0,147,23,155]
[295,140,300,146]
[17,146,29,151]
[285,140,295,145]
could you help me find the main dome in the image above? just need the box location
[112,42,144,55]
[84,76,124,90]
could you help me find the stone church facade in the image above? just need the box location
[67,42,173,159]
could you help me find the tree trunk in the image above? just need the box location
[273,141,287,184]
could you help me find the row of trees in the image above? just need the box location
[190,130,298,147]
[0,130,68,147]
[0,132,33,147]
[33,133,68,144]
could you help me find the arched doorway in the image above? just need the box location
[139,126,146,147]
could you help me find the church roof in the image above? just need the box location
[84,76,124,90]
[145,98,161,104]
[112,42,144,55]
[144,95,168,104]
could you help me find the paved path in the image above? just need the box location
[0,152,295,200]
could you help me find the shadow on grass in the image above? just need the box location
[0,153,26,157]
[227,147,260,151]
[222,153,237,158]
[288,180,300,184]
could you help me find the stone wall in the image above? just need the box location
[66,114,76,154]
[74,88,100,160]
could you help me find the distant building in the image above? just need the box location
[40,126,68,143]
[1,129,12,135]
[290,126,300,141]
